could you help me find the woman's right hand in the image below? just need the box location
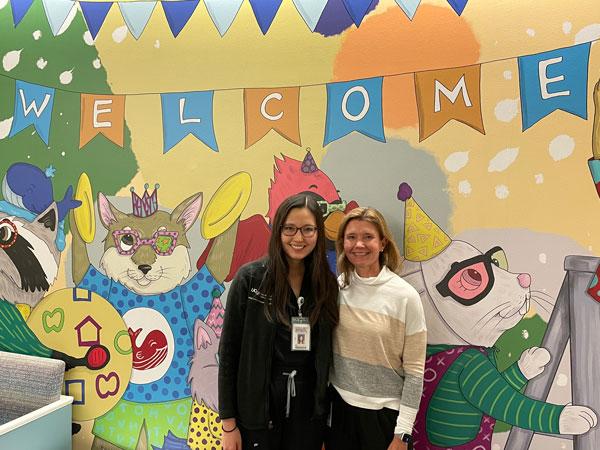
[222,418,242,450]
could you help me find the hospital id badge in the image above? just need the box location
[291,316,311,351]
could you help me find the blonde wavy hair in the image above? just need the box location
[336,207,402,287]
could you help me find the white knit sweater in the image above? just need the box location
[330,266,427,436]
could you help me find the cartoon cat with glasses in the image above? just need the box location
[397,184,597,449]
[71,187,224,450]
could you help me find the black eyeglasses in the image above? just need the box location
[435,246,508,306]
[281,224,318,237]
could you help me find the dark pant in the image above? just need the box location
[239,368,324,450]
[326,387,410,450]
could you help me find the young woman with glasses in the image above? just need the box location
[219,193,339,450]
[327,207,427,450]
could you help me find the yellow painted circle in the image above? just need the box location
[201,172,252,239]
[73,172,96,243]
[27,288,132,421]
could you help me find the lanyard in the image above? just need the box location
[297,296,304,317]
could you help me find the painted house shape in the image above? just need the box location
[75,315,102,347]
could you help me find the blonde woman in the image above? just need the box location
[328,207,426,450]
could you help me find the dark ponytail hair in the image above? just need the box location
[263,193,338,327]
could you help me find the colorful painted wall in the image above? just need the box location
[1,0,600,449]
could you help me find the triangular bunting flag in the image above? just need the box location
[162,0,199,37]
[447,0,468,15]
[249,0,283,34]
[204,0,244,36]
[41,0,77,36]
[341,0,374,26]
[394,0,421,20]
[119,1,157,40]
[10,0,34,27]
[80,2,113,40]
[292,0,328,31]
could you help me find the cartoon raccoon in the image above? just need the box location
[0,204,60,308]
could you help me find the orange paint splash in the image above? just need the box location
[333,5,480,130]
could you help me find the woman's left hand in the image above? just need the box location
[387,435,408,450]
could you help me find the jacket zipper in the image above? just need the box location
[265,313,275,429]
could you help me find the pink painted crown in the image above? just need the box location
[131,183,159,217]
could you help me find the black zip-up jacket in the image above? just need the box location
[218,260,333,429]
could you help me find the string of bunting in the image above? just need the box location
[10,0,470,38]
[2,40,595,153]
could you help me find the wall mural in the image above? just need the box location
[1,1,600,449]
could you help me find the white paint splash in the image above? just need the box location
[563,22,572,34]
[33,30,42,40]
[489,147,519,172]
[539,253,547,264]
[444,151,469,173]
[535,173,544,184]
[83,31,95,45]
[503,70,512,80]
[495,185,509,199]
[112,26,128,43]
[556,373,568,387]
[36,57,47,69]
[526,28,536,37]
[575,24,600,44]
[3,49,22,71]
[494,99,519,122]
[59,69,73,85]
[0,117,13,139]
[92,58,102,69]
[521,329,529,339]
[549,135,575,161]
[458,180,472,196]
[154,40,160,48]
